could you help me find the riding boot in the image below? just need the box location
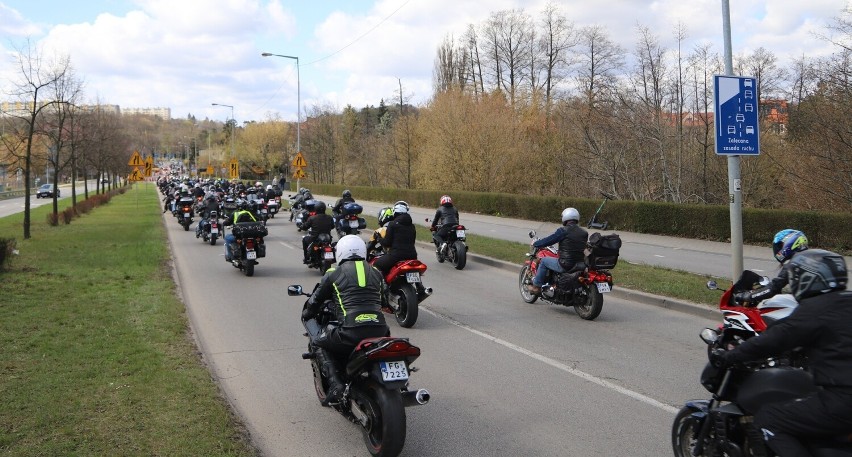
[314,349,344,404]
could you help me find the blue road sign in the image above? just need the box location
[714,75,760,155]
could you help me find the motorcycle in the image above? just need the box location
[707,269,799,334]
[226,221,268,277]
[306,233,336,274]
[366,242,432,328]
[177,197,195,231]
[428,220,468,270]
[287,284,430,457]
[199,210,220,246]
[518,230,620,321]
[267,196,279,219]
[671,325,852,456]
[334,202,367,237]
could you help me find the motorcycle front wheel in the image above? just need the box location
[574,284,603,320]
[451,241,467,270]
[393,284,419,328]
[672,406,706,457]
[518,265,538,303]
[351,384,406,457]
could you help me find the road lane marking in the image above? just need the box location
[279,241,296,250]
[422,306,679,415]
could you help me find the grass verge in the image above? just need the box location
[362,214,725,307]
[0,184,256,457]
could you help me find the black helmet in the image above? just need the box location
[786,249,847,301]
[342,189,352,198]
[315,201,327,214]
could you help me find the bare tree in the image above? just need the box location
[536,1,575,116]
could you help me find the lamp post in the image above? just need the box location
[261,52,300,190]
[211,103,236,179]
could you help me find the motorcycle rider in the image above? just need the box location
[195,193,220,238]
[430,195,459,255]
[332,189,356,216]
[301,201,335,264]
[222,200,257,261]
[528,208,589,295]
[735,229,809,306]
[371,201,417,276]
[301,235,390,403]
[264,184,277,202]
[713,249,851,457]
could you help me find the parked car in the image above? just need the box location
[36,184,59,198]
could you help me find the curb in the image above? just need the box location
[413,239,720,321]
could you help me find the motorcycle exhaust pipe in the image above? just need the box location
[401,388,431,407]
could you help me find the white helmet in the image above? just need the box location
[335,235,366,264]
[561,207,580,223]
[255,181,262,188]
[266,184,272,191]
[392,201,409,215]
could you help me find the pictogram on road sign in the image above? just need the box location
[292,152,307,168]
[229,158,239,179]
[129,167,144,181]
[292,168,306,179]
[128,150,144,167]
[144,156,153,177]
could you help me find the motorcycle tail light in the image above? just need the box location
[245,239,255,249]
[366,340,421,360]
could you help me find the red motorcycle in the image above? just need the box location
[707,270,799,334]
[518,231,619,320]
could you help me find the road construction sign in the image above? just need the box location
[128,151,143,167]
[292,152,307,168]
[292,168,306,179]
[229,158,239,179]
[129,167,144,181]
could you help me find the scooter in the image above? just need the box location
[587,192,615,230]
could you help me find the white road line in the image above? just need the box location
[654,254,665,258]
[279,241,295,250]
[422,306,679,415]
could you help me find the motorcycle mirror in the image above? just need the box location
[759,276,770,286]
[706,280,718,290]
[699,328,719,345]
[287,285,303,296]
[528,230,536,238]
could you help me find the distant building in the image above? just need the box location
[759,99,788,133]
[121,107,171,119]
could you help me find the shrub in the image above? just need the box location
[0,237,16,271]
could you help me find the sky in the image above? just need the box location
[0,0,848,124]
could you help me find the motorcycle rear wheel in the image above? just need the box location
[210,235,217,246]
[244,261,255,277]
[519,265,538,303]
[394,284,419,328]
[574,285,603,320]
[451,241,467,270]
[351,384,406,457]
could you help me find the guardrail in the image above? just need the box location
[0,188,34,200]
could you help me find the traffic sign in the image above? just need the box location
[292,168,306,179]
[714,75,760,155]
[129,167,144,181]
[128,150,144,167]
[229,158,239,179]
[292,152,308,168]
[206,166,213,174]
[144,156,153,177]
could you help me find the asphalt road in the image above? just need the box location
[164,195,718,457]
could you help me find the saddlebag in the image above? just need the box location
[232,221,268,239]
[587,232,621,269]
[341,202,363,216]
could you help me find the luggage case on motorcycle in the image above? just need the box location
[341,202,363,216]
[587,232,621,269]
[232,221,268,239]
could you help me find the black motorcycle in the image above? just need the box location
[176,197,195,231]
[198,210,220,246]
[672,324,852,456]
[305,233,336,274]
[288,284,430,457]
[226,221,268,277]
[431,223,468,270]
[334,202,366,237]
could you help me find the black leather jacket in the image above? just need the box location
[726,290,852,388]
[333,196,356,215]
[380,213,418,259]
[431,204,459,228]
[304,259,389,329]
[303,213,335,236]
[533,222,588,268]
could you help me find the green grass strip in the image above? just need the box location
[0,185,255,457]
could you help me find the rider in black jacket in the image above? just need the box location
[430,195,459,255]
[331,189,355,216]
[716,249,852,456]
[372,202,417,276]
[301,201,335,264]
[528,207,588,294]
[734,229,809,306]
[302,235,390,403]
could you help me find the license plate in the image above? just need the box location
[349,220,359,228]
[323,251,335,260]
[261,209,267,214]
[211,228,218,234]
[380,361,409,381]
[405,272,421,283]
[183,213,190,218]
[456,229,466,238]
[246,250,257,260]
[596,282,611,293]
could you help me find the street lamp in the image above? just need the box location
[211,103,236,179]
[261,52,301,189]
